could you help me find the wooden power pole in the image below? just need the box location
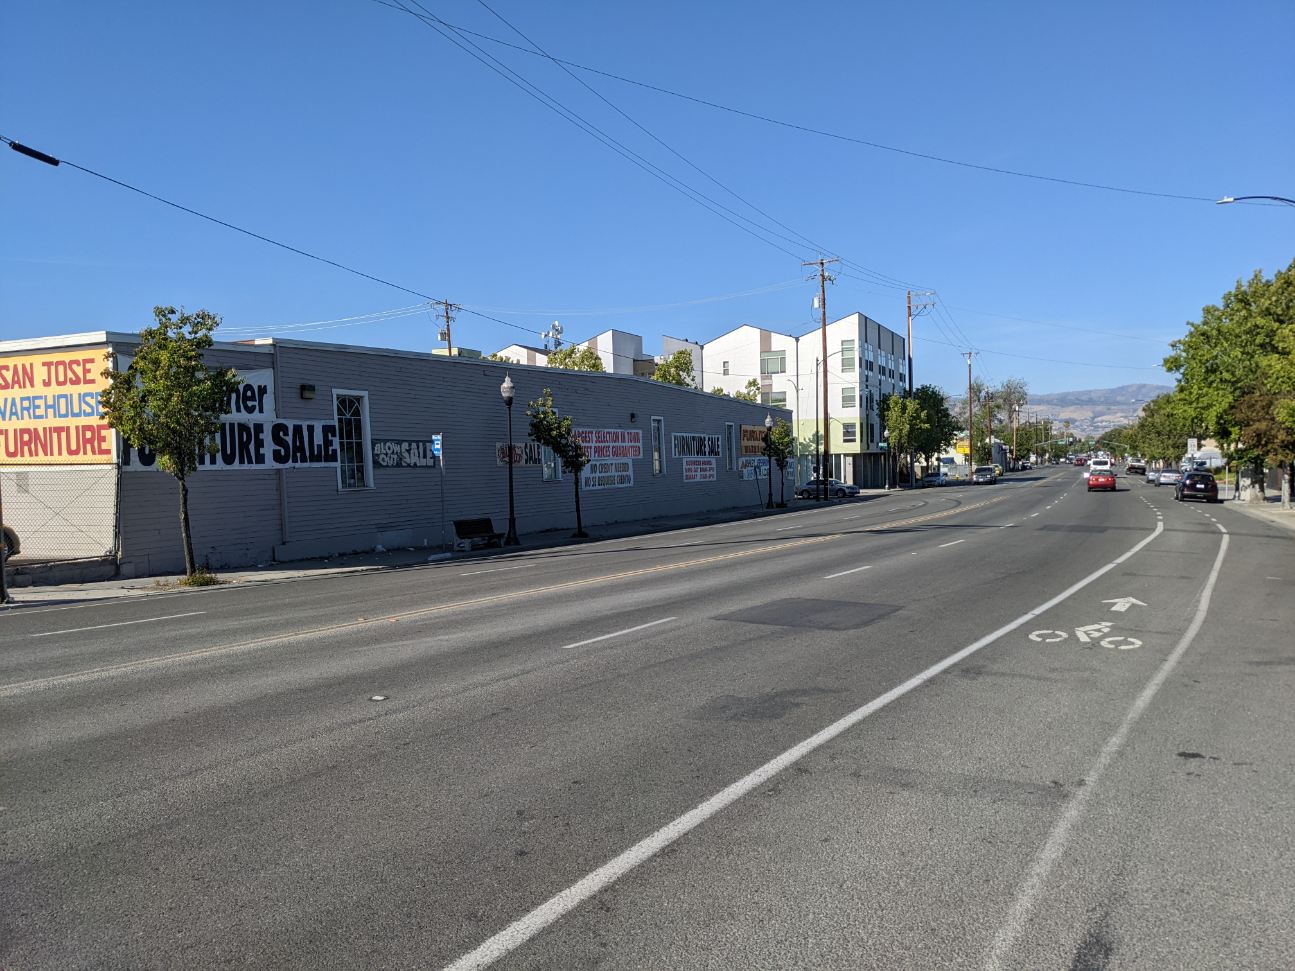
[964,351,975,470]
[435,300,459,357]
[803,258,838,499]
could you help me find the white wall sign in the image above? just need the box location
[672,433,721,458]
[574,428,642,459]
[582,458,634,490]
[683,458,716,482]
[496,441,544,466]
[373,439,439,468]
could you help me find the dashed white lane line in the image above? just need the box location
[459,565,533,577]
[559,617,676,650]
[29,611,207,638]
[444,519,1169,971]
[1029,513,1040,518]
[938,539,965,548]
[823,564,873,579]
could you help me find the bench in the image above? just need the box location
[452,517,505,552]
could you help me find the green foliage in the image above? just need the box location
[882,394,928,456]
[709,386,729,397]
[547,345,605,372]
[178,568,222,587]
[733,378,760,402]
[487,352,517,364]
[99,306,240,575]
[768,418,794,470]
[526,389,590,536]
[652,349,696,387]
[909,385,960,464]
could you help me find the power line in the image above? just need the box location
[369,1,1220,205]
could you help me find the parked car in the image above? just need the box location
[796,478,860,499]
[971,465,998,484]
[1175,471,1219,503]
[1155,469,1182,487]
[1087,469,1117,492]
[1,525,18,560]
[1020,461,1032,470]
[921,471,948,487]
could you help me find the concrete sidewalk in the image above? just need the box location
[1223,492,1295,534]
[1,487,913,608]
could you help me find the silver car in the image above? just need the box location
[1155,469,1181,487]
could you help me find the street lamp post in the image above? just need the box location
[764,413,774,509]
[500,374,521,546]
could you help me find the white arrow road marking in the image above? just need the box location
[1102,597,1147,612]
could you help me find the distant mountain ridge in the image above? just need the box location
[1026,383,1173,436]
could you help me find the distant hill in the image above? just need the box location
[1026,383,1173,437]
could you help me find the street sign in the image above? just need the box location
[878,442,889,451]
[1187,437,1199,454]
[432,434,442,457]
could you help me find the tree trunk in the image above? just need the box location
[1282,461,1292,511]
[572,468,588,538]
[177,474,197,576]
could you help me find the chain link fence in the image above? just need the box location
[1,466,118,562]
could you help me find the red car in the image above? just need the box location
[1087,469,1116,492]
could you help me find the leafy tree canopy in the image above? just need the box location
[547,345,605,372]
[652,349,697,387]
[733,378,760,402]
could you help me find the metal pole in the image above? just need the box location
[815,358,822,500]
[765,425,774,509]
[965,351,974,473]
[503,401,520,546]
[0,473,10,604]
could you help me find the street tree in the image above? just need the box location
[526,389,590,537]
[882,393,928,481]
[100,306,240,578]
[910,385,959,469]
[487,352,517,364]
[547,345,605,372]
[768,417,794,505]
[733,378,760,402]
[709,386,729,397]
[651,349,696,387]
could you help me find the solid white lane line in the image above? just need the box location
[938,540,965,548]
[444,519,1169,971]
[559,617,676,650]
[774,524,801,532]
[459,565,532,577]
[823,564,873,579]
[985,521,1228,971]
[29,611,207,638]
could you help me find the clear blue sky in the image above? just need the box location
[2,0,1291,396]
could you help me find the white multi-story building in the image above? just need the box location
[494,329,655,376]
[700,313,906,488]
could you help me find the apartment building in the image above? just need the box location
[700,313,906,487]
[494,329,655,376]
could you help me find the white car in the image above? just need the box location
[1084,458,1113,480]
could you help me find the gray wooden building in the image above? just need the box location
[0,332,792,577]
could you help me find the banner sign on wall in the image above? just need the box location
[373,439,439,468]
[739,456,771,480]
[740,425,769,457]
[0,348,115,464]
[496,441,544,466]
[120,366,338,471]
[582,458,634,490]
[671,433,721,458]
[683,458,716,482]
[573,428,642,459]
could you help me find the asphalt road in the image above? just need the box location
[3,467,1292,970]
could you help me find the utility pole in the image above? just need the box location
[803,258,839,500]
[1011,405,1020,468]
[905,290,934,488]
[434,300,459,357]
[964,351,975,471]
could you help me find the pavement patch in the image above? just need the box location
[719,597,900,631]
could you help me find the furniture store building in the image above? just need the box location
[0,332,791,577]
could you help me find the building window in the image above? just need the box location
[542,445,563,481]
[759,351,786,375]
[841,386,856,409]
[651,416,665,475]
[722,361,730,376]
[843,422,858,444]
[840,339,856,372]
[771,391,787,408]
[334,391,372,490]
[725,422,736,471]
